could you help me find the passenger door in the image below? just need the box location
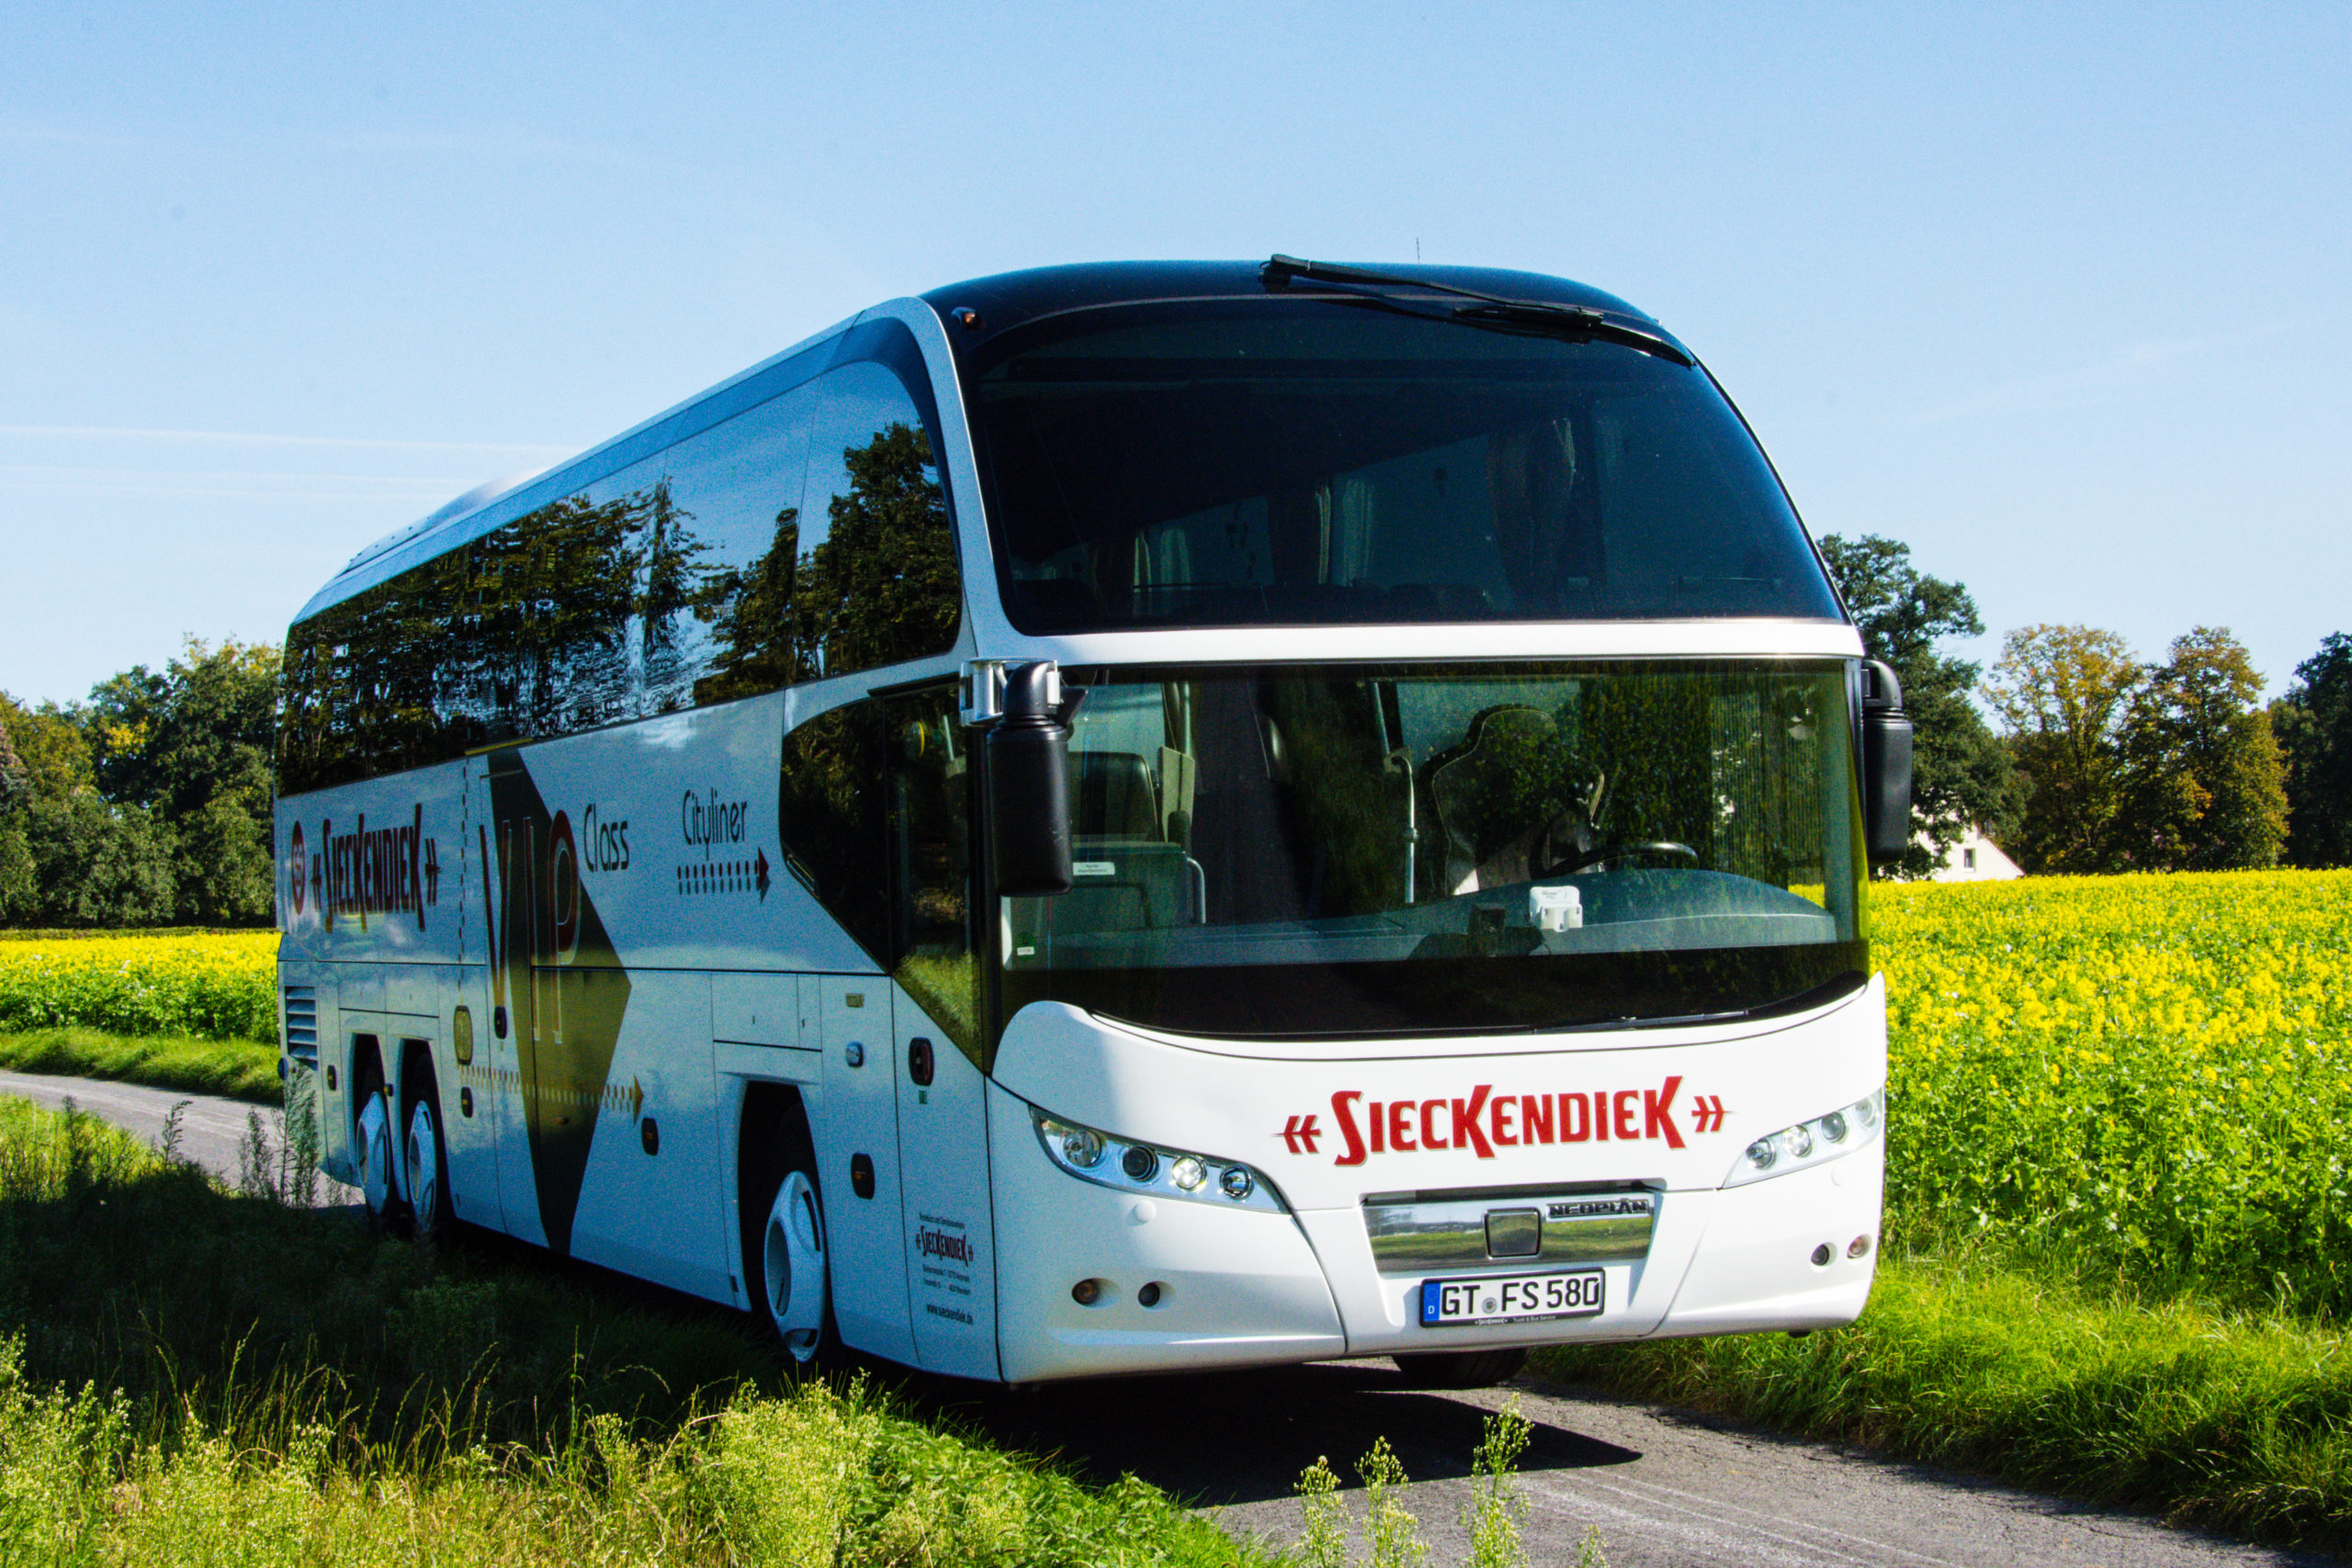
[813,975,914,1363]
[880,685,1000,1378]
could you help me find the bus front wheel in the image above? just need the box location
[1393,1348,1527,1389]
[759,1168,832,1367]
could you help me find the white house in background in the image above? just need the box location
[1922,822,2023,882]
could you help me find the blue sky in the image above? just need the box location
[4,2,2346,705]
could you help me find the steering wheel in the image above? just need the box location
[1542,840,1701,876]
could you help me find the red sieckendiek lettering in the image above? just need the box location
[1330,1090,1368,1167]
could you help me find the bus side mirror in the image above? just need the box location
[1860,660,1913,872]
[987,661,1080,897]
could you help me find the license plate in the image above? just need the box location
[1420,1269,1605,1326]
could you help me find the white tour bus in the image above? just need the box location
[275,257,1912,1388]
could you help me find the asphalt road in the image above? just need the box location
[4,1070,2326,1568]
[955,1364,2332,1568]
[0,1067,360,1207]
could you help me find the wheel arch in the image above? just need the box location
[350,1032,390,1143]
[399,1034,438,1119]
[737,1082,818,1297]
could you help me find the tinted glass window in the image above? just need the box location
[280,385,819,794]
[775,685,978,1060]
[278,322,966,795]
[1000,661,1865,1039]
[794,360,962,681]
[776,698,888,959]
[886,689,977,1057]
[967,301,1838,631]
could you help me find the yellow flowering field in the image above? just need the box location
[4,872,2347,1310]
[0,930,277,1041]
[1874,869,2352,1314]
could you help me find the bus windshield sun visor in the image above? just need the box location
[1261,254,1695,366]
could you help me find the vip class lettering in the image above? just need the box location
[582,804,630,872]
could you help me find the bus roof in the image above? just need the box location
[917,259,1660,368]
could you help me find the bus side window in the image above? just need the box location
[777,700,888,962]
[797,359,962,682]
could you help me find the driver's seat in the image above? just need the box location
[1423,705,1596,895]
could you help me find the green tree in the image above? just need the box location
[153,640,281,923]
[0,710,28,920]
[83,639,280,924]
[0,820,28,921]
[2,644,280,928]
[0,713,25,814]
[1985,625,2143,874]
[0,694,100,924]
[0,694,95,804]
[15,793,177,927]
[1818,535,2020,877]
[2275,632,2352,868]
[2110,627,2288,871]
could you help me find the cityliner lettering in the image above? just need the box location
[312,805,439,932]
[1283,1079,1733,1166]
[681,788,748,850]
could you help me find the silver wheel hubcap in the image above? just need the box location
[357,1089,398,1217]
[763,1171,826,1361]
[404,1098,441,1233]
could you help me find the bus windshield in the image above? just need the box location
[967,299,1840,631]
[1001,662,1867,1039]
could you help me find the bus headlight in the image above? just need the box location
[1042,1120,1106,1168]
[1030,1106,1285,1213]
[1724,1089,1884,1188]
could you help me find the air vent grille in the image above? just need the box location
[282,986,319,1062]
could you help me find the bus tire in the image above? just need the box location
[354,1055,409,1235]
[1392,1348,1527,1389]
[401,1055,455,1239]
[755,1166,833,1367]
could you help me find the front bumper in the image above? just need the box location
[988,1078,1883,1382]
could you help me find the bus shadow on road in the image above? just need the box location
[932,1359,1642,1508]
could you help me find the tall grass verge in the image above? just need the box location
[0,1094,1262,1566]
[0,1027,279,1102]
[1534,1242,2352,1550]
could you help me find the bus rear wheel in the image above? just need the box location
[1392,1348,1527,1389]
[354,1060,409,1235]
[759,1168,832,1367]
[402,1061,454,1238]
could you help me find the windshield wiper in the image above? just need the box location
[1261,254,1693,367]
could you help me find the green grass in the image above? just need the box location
[1536,1242,2352,1551]
[0,1094,1268,1567]
[0,1027,280,1103]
